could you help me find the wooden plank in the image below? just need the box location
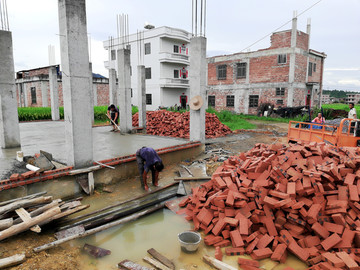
[0,191,47,207]
[0,196,53,217]
[143,256,171,270]
[203,255,237,270]
[0,218,13,231]
[174,177,211,181]
[55,225,85,240]
[0,253,26,269]
[83,243,111,258]
[15,208,41,233]
[38,204,90,226]
[33,203,165,253]
[147,248,175,270]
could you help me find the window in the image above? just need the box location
[308,62,313,76]
[182,70,187,79]
[31,87,36,104]
[111,50,116,60]
[174,45,179,53]
[145,67,151,79]
[131,88,133,98]
[276,99,283,105]
[278,54,287,64]
[276,87,285,96]
[236,63,247,78]
[174,70,179,78]
[249,95,259,108]
[126,44,131,53]
[146,94,152,105]
[217,65,227,80]
[313,63,316,72]
[130,66,132,76]
[145,43,151,55]
[208,96,215,107]
[226,95,234,107]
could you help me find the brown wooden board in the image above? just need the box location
[147,248,175,270]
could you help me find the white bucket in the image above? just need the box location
[178,231,201,253]
[16,151,24,162]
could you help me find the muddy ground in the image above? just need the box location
[2,121,289,269]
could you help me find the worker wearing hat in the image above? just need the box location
[136,147,164,191]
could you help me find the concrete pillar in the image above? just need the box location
[287,11,297,107]
[89,62,94,123]
[49,67,60,120]
[58,0,93,168]
[40,81,49,107]
[117,49,132,133]
[93,84,97,106]
[23,84,29,107]
[0,30,21,148]
[189,36,206,142]
[137,65,146,128]
[109,69,117,105]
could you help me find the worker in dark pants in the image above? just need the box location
[107,104,119,131]
[136,147,164,191]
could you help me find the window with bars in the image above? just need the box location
[217,65,227,80]
[276,99,283,105]
[145,67,151,79]
[276,87,285,96]
[31,87,37,104]
[278,54,287,64]
[308,62,313,76]
[236,63,247,78]
[145,43,151,55]
[146,94,152,105]
[173,45,179,53]
[226,95,234,107]
[313,63,316,72]
[208,96,215,107]
[111,50,116,60]
[249,95,259,108]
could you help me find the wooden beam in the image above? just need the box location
[147,248,175,270]
[33,203,165,253]
[203,255,237,270]
[174,177,211,181]
[0,196,53,217]
[0,206,61,241]
[0,218,13,231]
[15,208,41,233]
[143,256,171,270]
[0,191,47,207]
[0,253,26,269]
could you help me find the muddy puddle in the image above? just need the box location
[74,209,307,270]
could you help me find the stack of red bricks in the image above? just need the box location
[132,110,232,138]
[178,141,360,269]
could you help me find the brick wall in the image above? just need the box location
[96,83,110,105]
[308,55,323,83]
[270,31,291,49]
[208,60,234,85]
[295,54,308,82]
[249,55,289,83]
[28,67,51,77]
[293,88,307,107]
[296,31,309,51]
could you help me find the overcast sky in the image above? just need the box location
[6,0,360,91]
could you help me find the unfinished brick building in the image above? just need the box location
[207,17,327,115]
[15,65,109,107]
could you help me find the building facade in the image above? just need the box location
[321,94,331,104]
[103,26,192,111]
[346,94,360,104]
[207,19,326,115]
[15,65,109,108]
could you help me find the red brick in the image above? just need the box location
[271,243,287,261]
[320,233,342,251]
[237,257,260,267]
[215,246,222,261]
[312,222,330,239]
[230,230,244,247]
[336,251,360,270]
[322,252,345,268]
[225,247,245,256]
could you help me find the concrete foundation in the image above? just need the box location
[137,65,146,128]
[58,0,93,168]
[117,49,132,133]
[0,30,21,148]
[49,67,60,120]
[109,69,117,106]
[189,36,207,142]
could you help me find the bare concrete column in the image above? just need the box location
[40,81,49,107]
[189,36,206,142]
[89,63,94,123]
[93,84,97,106]
[0,30,21,148]
[58,0,93,168]
[109,69,117,105]
[117,49,132,133]
[137,65,146,128]
[49,67,60,120]
[287,11,297,107]
[23,84,29,107]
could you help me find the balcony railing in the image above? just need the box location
[159,52,189,65]
[160,78,189,88]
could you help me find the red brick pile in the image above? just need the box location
[178,141,360,269]
[132,110,232,138]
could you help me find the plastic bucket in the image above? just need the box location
[178,231,201,253]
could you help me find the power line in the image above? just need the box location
[240,0,323,52]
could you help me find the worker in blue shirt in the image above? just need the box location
[136,147,164,191]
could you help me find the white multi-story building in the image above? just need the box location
[103,26,192,111]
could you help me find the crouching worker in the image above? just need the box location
[136,147,164,191]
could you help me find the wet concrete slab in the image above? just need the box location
[0,121,188,178]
